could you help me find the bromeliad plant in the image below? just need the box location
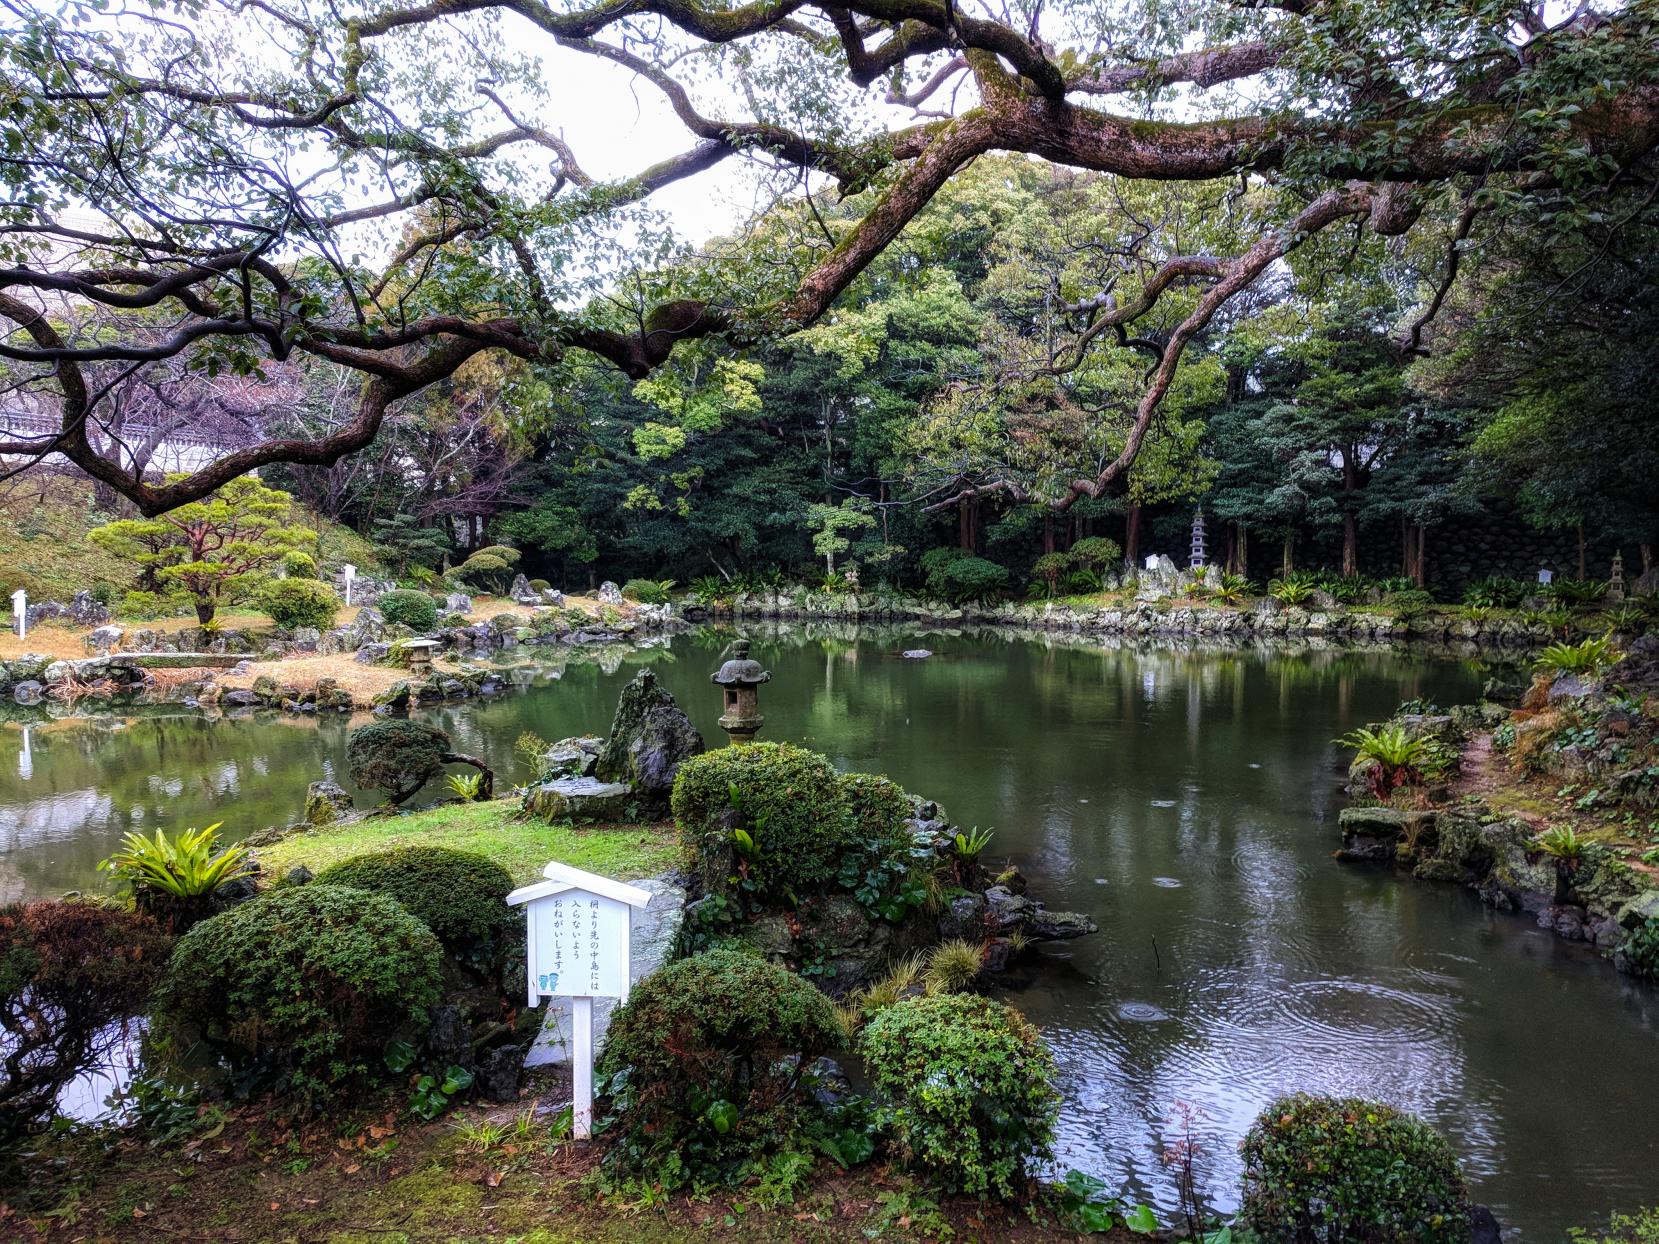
[98,823,252,930]
[1337,725,1447,800]
[1267,579,1314,606]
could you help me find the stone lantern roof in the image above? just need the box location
[711,639,771,688]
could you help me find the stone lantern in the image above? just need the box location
[712,639,771,745]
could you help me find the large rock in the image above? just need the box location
[597,580,624,605]
[1336,806,1436,863]
[444,591,473,614]
[509,574,537,603]
[525,776,635,824]
[595,669,704,814]
[540,735,603,779]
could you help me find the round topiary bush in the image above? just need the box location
[1068,536,1122,570]
[378,587,439,631]
[281,549,318,579]
[858,992,1058,1197]
[596,946,842,1179]
[1239,1093,1470,1242]
[347,719,452,804]
[258,578,340,630]
[0,900,173,1141]
[314,847,515,970]
[155,885,442,1103]
[671,743,853,901]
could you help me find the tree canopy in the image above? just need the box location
[4,0,1658,515]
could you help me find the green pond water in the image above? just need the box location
[2,625,1655,1234]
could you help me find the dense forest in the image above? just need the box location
[223,157,1655,598]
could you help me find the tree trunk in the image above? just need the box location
[1642,543,1652,574]
[1124,505,1142,564]
[1281,532,1295,578]
[1342,511,1358,577]
[1577,524,1587,579]
[1414,525,1427,586]
[1400,514,1411,577]
[1237,523,1248,580]
[958,498,972,551]
[194,597,215,625]
[1043,514,1055,555]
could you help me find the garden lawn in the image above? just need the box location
[254,798,679,885]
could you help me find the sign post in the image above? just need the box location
[343,563,357,607]
[10,589,25,640]
[506,861,653,1138]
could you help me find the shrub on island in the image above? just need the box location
[378,587,439,631]
[257,578,341,630]
[281,549,318,579]
[155,885,442,1104]
[0,899,173,1142]
[858,992,1058,1198]
[595,946,843,1181]
[671,743,913,904]
[314,846,516,973]
[1239,1092,1470,1243]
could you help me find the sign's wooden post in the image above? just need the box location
[506,862,653,1139]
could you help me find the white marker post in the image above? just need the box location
[343,563,357,607]
[11,588,25,640]
[506,861,653,1138]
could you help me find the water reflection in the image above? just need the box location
[1,628,1655,1232]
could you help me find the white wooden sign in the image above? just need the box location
[343,563,357,606]
[507,861,652,1139]
[10,589,25,640]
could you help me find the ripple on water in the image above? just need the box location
[1116,1001,1171,1023]
[1150,799,1177,808]
[1152,876,1183,888]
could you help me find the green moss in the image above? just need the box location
[255,799,677,884]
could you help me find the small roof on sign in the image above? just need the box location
[505,860,654,909]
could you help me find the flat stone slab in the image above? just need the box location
[525,876,685,1069]
[109,652,250,668]
[525,776,635,824]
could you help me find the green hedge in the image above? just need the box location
[378,588,439,631]
[596,947,842,1180]
[1239,1093,1470,1242]
[156,885,442,1103]
[258,578,340,630]
[314,847,516,972]
[859,992,1057,1197]
[672,743,914,903]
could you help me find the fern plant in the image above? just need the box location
[1535,636,1615,675]
[98,823,252,930]
[1268,579,1315,606]
[1337,725,1444,800]
[1533,825,1586,864]
[446,771,486,801]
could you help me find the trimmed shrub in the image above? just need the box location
[379,588,439,631]
[155,885,442,1103]
[924,552,1010,603]
[257,578,340,630]
[596,947,842,1179]
[0,900,173,1141]
[314,847,515,970]
[621,577,674,605]
[859,993,1057,1197]
[1068,536,1122,570]
[347,719,453,804]
[1239,1092,1470,1242]
[281,549,318,579]
[672,743,852,901]
[528,578,551,592]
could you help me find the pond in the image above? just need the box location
[2,626,1655,1234]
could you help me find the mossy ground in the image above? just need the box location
[0,1092,1119,1243]
[255,798,679,885]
